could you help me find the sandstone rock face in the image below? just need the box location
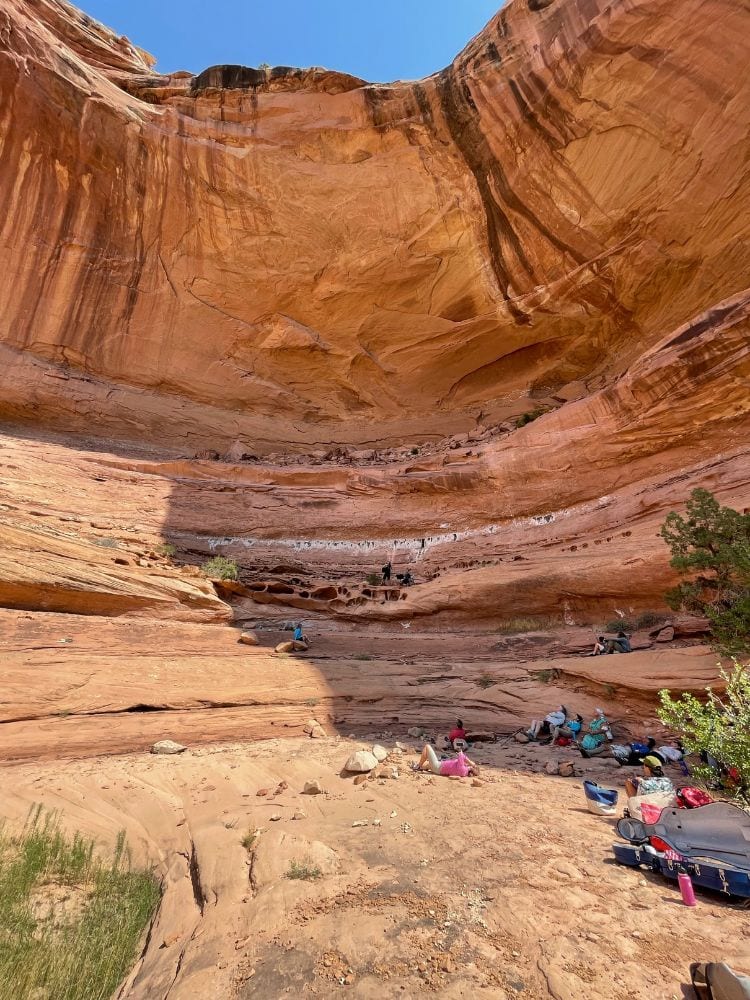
[0,1,748,642]
[0,0,749,454]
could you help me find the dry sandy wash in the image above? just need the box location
[1,0,750,995]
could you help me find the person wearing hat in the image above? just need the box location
[625,755,675,798]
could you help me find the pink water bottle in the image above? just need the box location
[678,871,697,907]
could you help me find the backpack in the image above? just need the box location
[677,786,713,809]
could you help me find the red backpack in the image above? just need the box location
[677,786,713,809]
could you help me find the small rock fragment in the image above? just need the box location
[270,814,282,822]
[372,745,388,762]
[302,780,323,795]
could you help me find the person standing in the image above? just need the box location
[382,561,392,583]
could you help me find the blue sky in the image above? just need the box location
[81,0,502,82]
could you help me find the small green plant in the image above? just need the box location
[602,683,616,697]
[658,660,750,800]
[636,611,665,629]
[286,858,322,881]
[201,555,240,581]
[476,673,496,689]
[258,61,270,71]
[514,408,545,429]
[0,808,160,1000]
[156,542,176,558]
[92,536,117,548]
[304,698,319,706]
[353,654,373,662]
[365,572,381,587]
[241,829,260,852]
[532,669,553,684]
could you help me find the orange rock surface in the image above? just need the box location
[1,1,750,994]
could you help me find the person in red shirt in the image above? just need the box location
[449,719,466,744]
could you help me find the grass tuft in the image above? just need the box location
[496,616,558,634]
[156,542,176,558]
[476,673,496,689]
[201,555,239,581]
[286,858,322,881]
[353,654,373,661]
[91,536,117,549]
[0,806,160,1000]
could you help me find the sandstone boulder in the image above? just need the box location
[656,626,675,642]
[344,750,378,773]
[238,631,259,646]
[150,740,186,755]
[302,780,323,795]
[371,744,388,762]
[275,641,295,653]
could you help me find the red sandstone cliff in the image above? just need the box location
[0,0,748,625]
[1,0,748,449]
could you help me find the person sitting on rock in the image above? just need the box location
[449,719,467,746]
[413,744,479,778]
[402,570,414,586]
[527,705,567,742]
[577,709,612,757]
[612,630,632,653]
[293,622,309,649]
[590,636,607,656]
[625,755,675,798]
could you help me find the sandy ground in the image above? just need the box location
[1,733,747,1000]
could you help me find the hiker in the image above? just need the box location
[577,709,612,757]
[413,744,479,778]
[612,630,632,653]
[567,714,584,739]
[590,636,607,656]
[527,705,567,742]
[402,570,414,586]
[382,561,392,583]
[293,622,309,648]
[625,755,675,799]
[449,719,467,746]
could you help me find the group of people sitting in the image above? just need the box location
[590,631,632,655]
[525,705,613,757]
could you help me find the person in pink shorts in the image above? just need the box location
[413,744,479,777]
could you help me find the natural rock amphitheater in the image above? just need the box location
[1,0,749,996]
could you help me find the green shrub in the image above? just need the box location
[201,556,240,581]
[353,654,373,662]
[606,619,635,633]
[659,660,750,800]
[286,859,321,881]
[365,572,381,587]
[514,408,545,429]
[476,673,496,689]
[660,488,750,655]
[156,542,176,558]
